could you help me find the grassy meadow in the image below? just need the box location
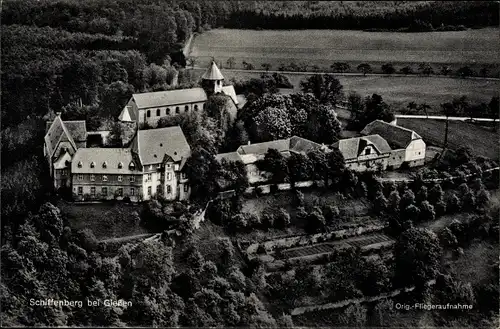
[189,68,500,111]
[397,118,499,159]
[190,28,499,73]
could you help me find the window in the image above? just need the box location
[167,172,172,181]
[202,103,205,109]
[181,172,186,179]
[175,107,180,114]
[147,186,152,196]
[78,161,83,168]
[166,185,172,194]
[118,162,123,169]
[418,152,421,155]
[102,161,107,168]
[156,185,162,194]
[157,164,161,169]
[185,105,189,112]
[166,163,171,169]
[78,174,83,181]
[366,148,371,155]
[118,175,123,182]
[194,105,199,111]
[129,162,135,169]
[91,187,96,196]
[117,188,123,196]
[184,185,188,192]
[78,187,83,195]
[149,165,153,170]
[90,174,95,181]
[102,187,107,196]
[130,176,135,183]
[147,110,151,118]
[102,175,108,182]
[166,108,171,115]
[90,162,95,168]
[130,188,135,196]
[147,173,152,181]
[61,169,67,176]
[156,109,161,116]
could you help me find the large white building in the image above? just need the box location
[118,61,239,128]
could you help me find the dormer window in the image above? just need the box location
[90,162,95,168]
[78,161,83,168]
[102,161,107,168]
[129,161,135,169]
[175,107,180,114]
[118,162,123,169]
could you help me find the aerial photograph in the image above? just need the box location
[1,0,499,327]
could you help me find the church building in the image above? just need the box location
[118,61,239,128]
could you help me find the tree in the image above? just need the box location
[394,227,442,288]
[400,65,414,75]
[381,63,395,75]
[400,189,415,209]
[262,148,289,183]
[440,102,458,147]
[406,101,417,114]
[187,57,196,69]
[106,121,125,147]
[261,63,271,71]
[440,65,452,76]
[457,66,474,78]
[388,190,401,213]
[185,147,221,204]
[487,96,499,126]
[308,148,329,185]
[219,159,249,194]
[338,304,367,327]
[419,201,435,222]
[299,74,344,106]
[438,227,458,248]
[226,57,236,69]
[418,63,434,76]
[476,188,491,208]
[332,62,350,73]
[306,209,326,233]
[306,104,342,144]
[402,204,420,223]
[351,93,395,130]
[357,63,372,76]
[479,66,489,77]
[373,192,388,214]
[356,257,390,296]
[287,152,312,186]
[327,147,346,187]
[252,107,292,142]
[417,103,431,119]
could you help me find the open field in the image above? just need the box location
[396,118,499,159]
[58,201,147,240]
[190,28,499,74]
[190,68,499,111]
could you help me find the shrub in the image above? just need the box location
[322,204,341,225]
[419,201,435,222]
[476,188,491,208]
[294,190,305,207]
[306,209,326,233]
[262,207,276,229]
[274,208,291,229]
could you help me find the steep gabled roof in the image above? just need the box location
[202,61,224,80]
[333,134,392,160]
[237,139,291,156]
[215,152,243,163]
[132,126,191,166]
[45,120,87,142]
[131,88,208,109]
[118,106,136,121]
[361,120,421,148]
[44,116,78,158]
[71,148,142,174]
[289,136,322,154]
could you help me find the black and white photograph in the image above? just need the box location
[1,0,499,327]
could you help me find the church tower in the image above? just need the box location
[201,61,224,96]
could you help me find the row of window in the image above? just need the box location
[146,104,204,118]
[78,161,135,170]
[146,184,188,196]
[78,174,136,183]
[78,186,133,197]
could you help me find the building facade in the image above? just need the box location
[361,120,426,169]
[216,136,324,184]
[119,61,239,129]
[71,148,143,201]
[131,126,191,201]
[333,134,392,172]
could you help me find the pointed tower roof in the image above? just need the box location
[202,61,224,80]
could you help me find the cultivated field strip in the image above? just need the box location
[279,233,394,260]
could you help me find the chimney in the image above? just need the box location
[247,141,251,145]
